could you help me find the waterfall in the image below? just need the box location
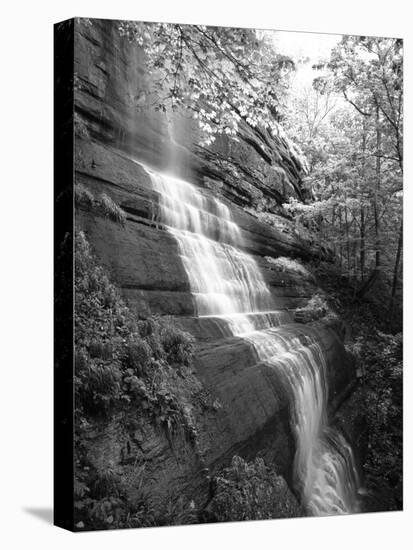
[148,169,359,516]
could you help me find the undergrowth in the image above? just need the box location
[74,230,197,529]
[266,255,314,281]
[312,260,402,511]
[208,456,301,522]
[347,331,402,511]
[294,292,333,323]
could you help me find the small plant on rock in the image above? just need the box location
[98,193,126,225]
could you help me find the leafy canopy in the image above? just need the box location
[119,22,295,144]
[329,36,403,168]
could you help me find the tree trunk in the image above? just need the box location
[357,268,380,299]
[344,199,351,277]
[360,122,367,281]
[338,206,343,271]
[360,206,366,281]
[374,105,381,269]
[389,219,403,320]
[352,237,358,283]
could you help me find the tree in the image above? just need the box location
[330,37,403,311]
[119,22,295,145]
[283,37,402,325]
[329,36,403,170]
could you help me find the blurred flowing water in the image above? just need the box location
[148,169,359,516]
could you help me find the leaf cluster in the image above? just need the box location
[209,456,301,521]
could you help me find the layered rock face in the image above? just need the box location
[73,18,356,511]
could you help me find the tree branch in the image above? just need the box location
[342,90,371,117]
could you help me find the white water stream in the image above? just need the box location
[149,169,359,516]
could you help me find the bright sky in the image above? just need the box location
[267,30,343,93]
[270,30,342,63]
[258,29,347,122]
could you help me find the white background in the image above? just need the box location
[1,0,411,548]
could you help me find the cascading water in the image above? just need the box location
[148,169,359,516]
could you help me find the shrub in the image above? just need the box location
[122,339,153,375]
[76,361,122,416]
[89,340,113,360]
[74,232,195,415]
[122,499,157,529]
[266,256,314,281]
[349,330,402,510]
[74,186,126,226]
[137,318,158,338]
[297,292,331,317]
[74,466,156,530]
[74,231,198,528]
[304,292,329,312]
[98,193,126,225]
[157,496,198,526]
[209,456,301,522]
[160,319,194,367]
[294,292,332,323]
[92,469,122,499]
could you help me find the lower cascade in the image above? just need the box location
[148,168,360,515]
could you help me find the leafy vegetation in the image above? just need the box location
[351,330,402,511]
[74,182,94,209]
[266,255,315,281]
[119,22,296,148]
[75,185,126,226]
[294,292,331,324]
[208,456,301,521]
[98,193,126,225]
[312,260,402,511]
[74,231,198,529]
[283,37,403,326]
